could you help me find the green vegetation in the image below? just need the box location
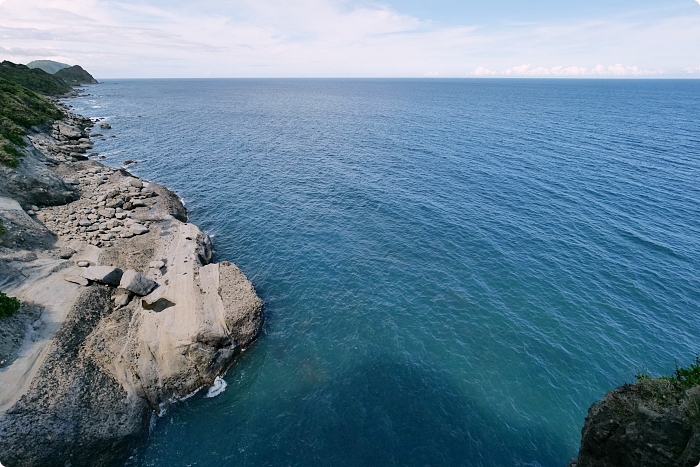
[636,357,700,391]
[0,291,21,319]
[27,60,70,74]
[54,65,98,86]
[633,357,700,425]
[0,77,65,167]
[0,61,71,95]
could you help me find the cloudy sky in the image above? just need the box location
[1,0,699,78]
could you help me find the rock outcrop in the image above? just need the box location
[570,379,700,467]
[0,108,263,466]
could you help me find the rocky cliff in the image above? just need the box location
[0,94,263,466]
[571,370,700,467]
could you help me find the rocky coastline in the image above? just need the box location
[0,95,263,466]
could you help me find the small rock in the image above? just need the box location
[82,266,123,286]
[130,223,149,235]
[64,178,80,186]
[119,270,157,296]
[58,248,75,259]
[113,290,132,307]
[100,123,112,129]
[65,274,89,286]
[27,210,35,216]
[98,208,116,218]
[100,234,114,241]
[129,179,143,188]
[30,205,39,212]
[77,261,90,267]
[149,260,165,269]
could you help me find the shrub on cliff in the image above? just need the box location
[0,291,21,318]
[0,77,64,167]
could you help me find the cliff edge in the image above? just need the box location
[0,84,263,466]
[571,365,700,467]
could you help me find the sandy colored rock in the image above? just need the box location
[64,274,88,286]
[0,111,263,467]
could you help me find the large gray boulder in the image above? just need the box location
[57,123,82,139]
[119,270,157,296]
[81,266,123,286]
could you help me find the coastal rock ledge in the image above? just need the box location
[0,114,263,466]
[570,380,700,467]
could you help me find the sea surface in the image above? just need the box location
[69,79,700,467]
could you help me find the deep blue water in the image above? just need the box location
[70,79,700,467]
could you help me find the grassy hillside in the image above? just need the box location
[54,65,97,85]
[0,78,64,167]
[27,60,71,75]
[0,61,71,96]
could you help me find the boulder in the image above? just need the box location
[149,260,165,269]
[113,290,132,307]
[58,123,82,139]
[82,266,123,286]
[129,179,143,188]
[100,123,111,129]
[119,270,157,296]
[58,248,75,259]
[98,208,115,218]
[130,223,149,235]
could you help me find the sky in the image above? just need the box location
[1,0,699,78]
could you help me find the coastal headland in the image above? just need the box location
[0,67,263,466]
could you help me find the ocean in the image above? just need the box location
[69,79,700,466]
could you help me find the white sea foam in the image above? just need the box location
[205,376,227,398]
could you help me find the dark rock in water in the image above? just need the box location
[570,381,700,467]
[100,123,111,129]
[71,154,89,161]
[123,160,136,165]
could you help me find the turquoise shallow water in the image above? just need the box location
[70,79,700,466]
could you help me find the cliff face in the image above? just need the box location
[571,379,700,467]
[0,108,263,466]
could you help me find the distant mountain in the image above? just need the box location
[54,65,98,85]
[0,61,71,96]
[27,60,70,75]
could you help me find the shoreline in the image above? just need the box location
[0,90,264,466]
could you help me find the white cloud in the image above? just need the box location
[471,63,664,77]
[0,0,698,77]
